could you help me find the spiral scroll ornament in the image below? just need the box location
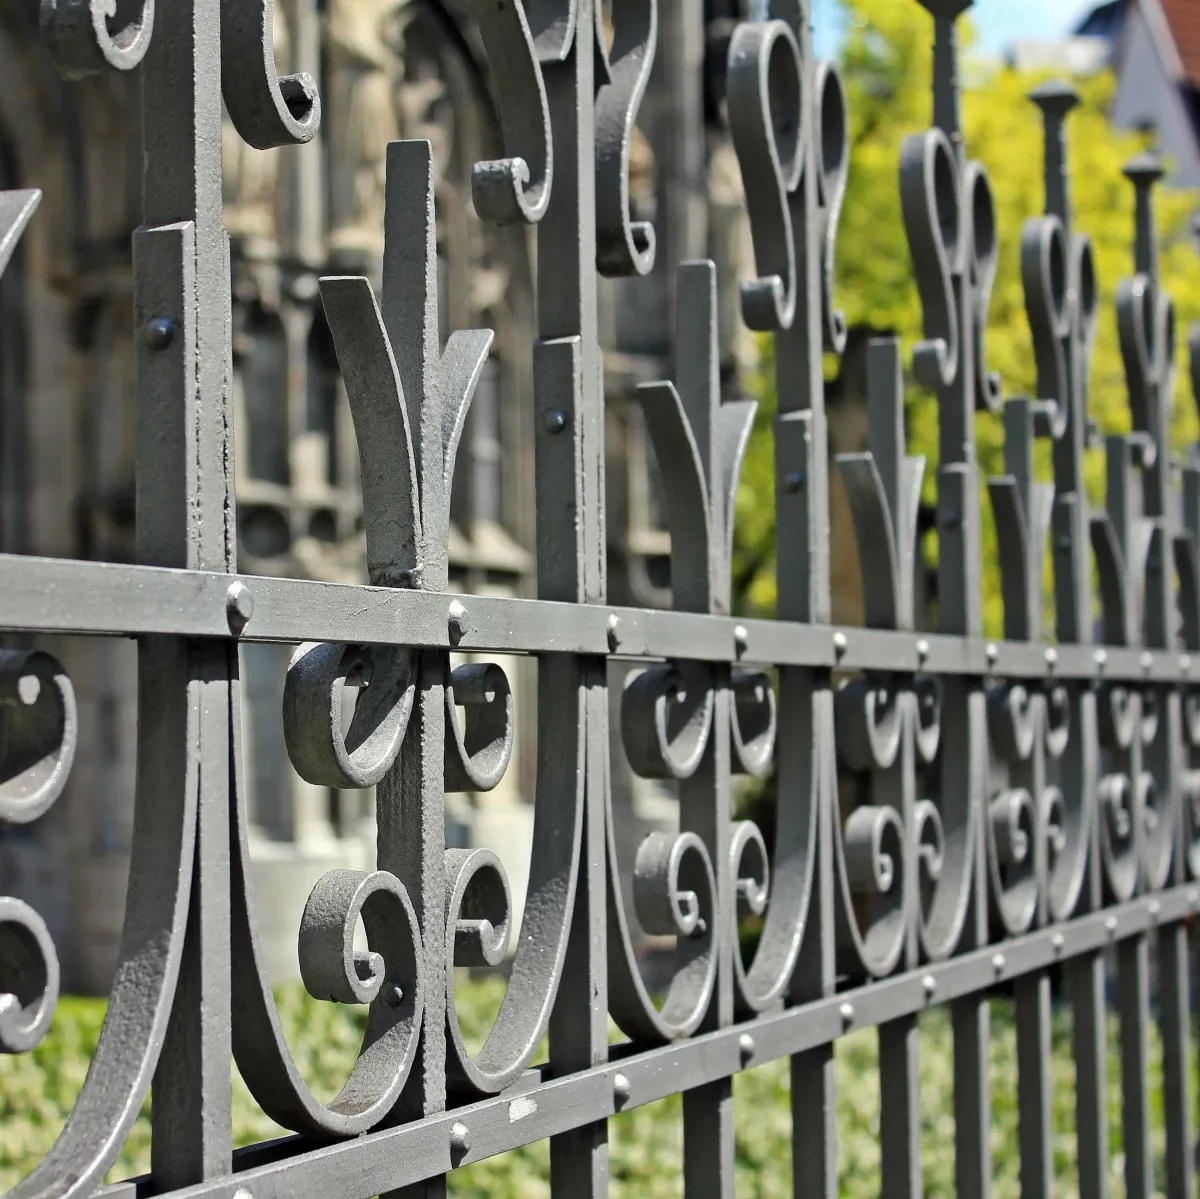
[270,139,579,1118]
[0,654,79,1048]
[40,0,155,79]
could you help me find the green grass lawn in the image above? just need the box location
[0,976,1185,1197]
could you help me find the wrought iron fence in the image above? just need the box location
[3,0,1200,1195]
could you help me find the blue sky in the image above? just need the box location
[811,0,1097,60]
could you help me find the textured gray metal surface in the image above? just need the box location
[3,0,1200,1197]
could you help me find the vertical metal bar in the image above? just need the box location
[787,682,838,1199]
[952,992,991,1199]
[682,675,734,1199]
[539,4,609,1196]
[1159,923,1193,1198]
[1069,951,1110,1199]
[879,1014,922,1199]
[136,0,233,1183]
[1118,934,1153,1199]
[1015,973,1054,1199]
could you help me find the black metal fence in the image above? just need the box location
[3,0,1200,1196]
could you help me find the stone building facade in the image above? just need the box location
[0,0,774,992]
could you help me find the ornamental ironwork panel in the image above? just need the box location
[3,1,1200,1198]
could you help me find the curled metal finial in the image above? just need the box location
[726,16,804,331]
[221,0,321,150]
[814,60,849,353]
[470,0,575,224]
[40,0,154,79]
[900,128,961,389]
[595,0,658,276]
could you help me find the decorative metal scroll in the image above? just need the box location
[3,1,1200,1198]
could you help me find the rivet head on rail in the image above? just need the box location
[734,625,749,657]
[382,979,405,1007]
[916,639,930,664]
[922,974,936,1000]
[1051,932,1064,953]
[607,613,621,651]
[992,953,1006,974]
[833,631,848,659]
[1094,648,1107,670]
[450,1121,471,1154]
[1190,888,1200,911]
[1182,654,1192,675]
[542,409,568,434]
[613,1072,631,1107]
[142,317,175,350]
[448,600,469,644]
[986,643,999,667]
[232,1188,254,1199]
[839,1001,854,1028]
[1140,651,1153,674]
[1044,647,1058,671]
[738,1032,756,1063]
[226,582,254,635]
[1148,900,1161,921]
[1105,916,1118,937]
[783,469,806,493]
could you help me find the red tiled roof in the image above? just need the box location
[1161,0,1200,88]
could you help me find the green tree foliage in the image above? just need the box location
[733,0,1200,636]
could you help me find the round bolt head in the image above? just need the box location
[143,317,175,351]
[839,1001,855,1026]
[1105,915,1118,936]
[226,581,254,634]
[1044,647,1057,668]
[613,1072,631,1106]
[833,631,848,656]
[1148,899,1160,920]
[992,953,1006,973]
[1051,932,1065,952]
[1189,888,1200,910]
[542,408,568,434]
[1140,651,1153,673]
[783,470,806,493]
[607,613,621,650]
[382,979,404,1007]
[1094,648,1107,668]
[738,1032,755,1062]
[450,1121,471,1153]
[734,624,749,655]
[448,599,469,642]
[916,639,930,662]
[986,643,999,664]
[1183,654,1193,674]
[922,974,937,998]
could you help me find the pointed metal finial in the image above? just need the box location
[915,0,972,151]
[1124,151,1165,284]
[1029,81,1081,224]
[1028,79,1081,118]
